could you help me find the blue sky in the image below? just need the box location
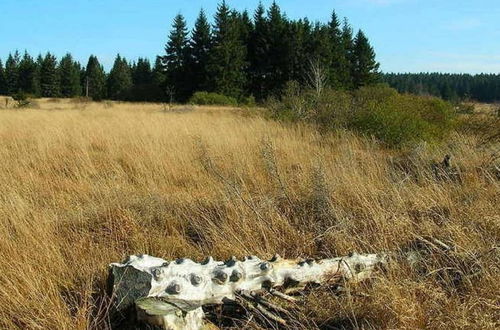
[1,0,499,73]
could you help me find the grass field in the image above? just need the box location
[0,98,498,329]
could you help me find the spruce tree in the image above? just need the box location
[58,53,82,97]
[5,51,20,95]
[0,60,6,95]
[189,9,212,92]
[235,9,254,93]
[307,23,333,74]
[130,58,155,101]
[248,2,269,99]
[352,30,380,88]
[286,19,308,83]
[40,52,59,97]
[207,0,247,98]
[132,58,152,85]
[238,10,254,45]
[266,1,288,94]
[152,56,166,86]
[164,13,190,101]
[328,11,348,89]
[107,54,133,100]
[84,55,107,100]
[152,56,167,101]
[33,54,43,96]
[74,61,83,92]
[340,18,355,89]
[79,66,86,94]
[18,51,39,95]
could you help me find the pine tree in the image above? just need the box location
[307,23,333,73]
[18,51,39,95]
[285,19,308,83]
[340,18,355,89]
[79,66,86,94]
[40,52,59,97]
[107,54,133,100]
[33,54,43,96]
[0,60,6,95]
[129,58,156,101]
[238,10,254,45]
[164,13,190,101]
[58,53,82,97]
[152,56,166,86]
[132,58,152,85]
[265,1,288,94]
[328,11,348,89]
[84,55,107,100]
[248,2,270,99]
[352,30,380,88]
[151,56,167,101]
[74,61,83,92]
[189,9,212,92]
[234,9,254,93]
[206,1,247,98]
[5,51,20,95]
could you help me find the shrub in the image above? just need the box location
[189,92,238,106]
[349,86,456,147]
[313,89,353,129]
[268,84,456,147]
[238,95,256,107]
[266,81,311,122]
[457,114,500,146]
[70,96,93,103]
[12,91,31,108]
[455,103,475,114]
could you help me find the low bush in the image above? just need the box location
[12,91,31,108]
[349,86,456,146]
[455,103,475,114]
[457,114,500,146]
[266,81,312,122]
[269,84,456,147]
[70,96,93,103]
[238,95,256,107]
[189,92,238,106]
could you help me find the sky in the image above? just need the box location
[0,0,499,74]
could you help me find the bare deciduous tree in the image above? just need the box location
[306,58,328,98]
[163,85,175,111]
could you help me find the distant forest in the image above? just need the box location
[383,73,500,103]
[0,1,498,103]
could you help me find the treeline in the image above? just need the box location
[383,73,500,103]
[160,1,379,101]
[0,1,380,103]
[0,51,165,102]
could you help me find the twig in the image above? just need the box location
[269,289,298,302]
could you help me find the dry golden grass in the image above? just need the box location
[470,102,499,115]
[0,98,498,329]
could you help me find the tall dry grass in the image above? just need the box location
[0,98,498,329]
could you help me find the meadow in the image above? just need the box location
[0,97,498,329]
